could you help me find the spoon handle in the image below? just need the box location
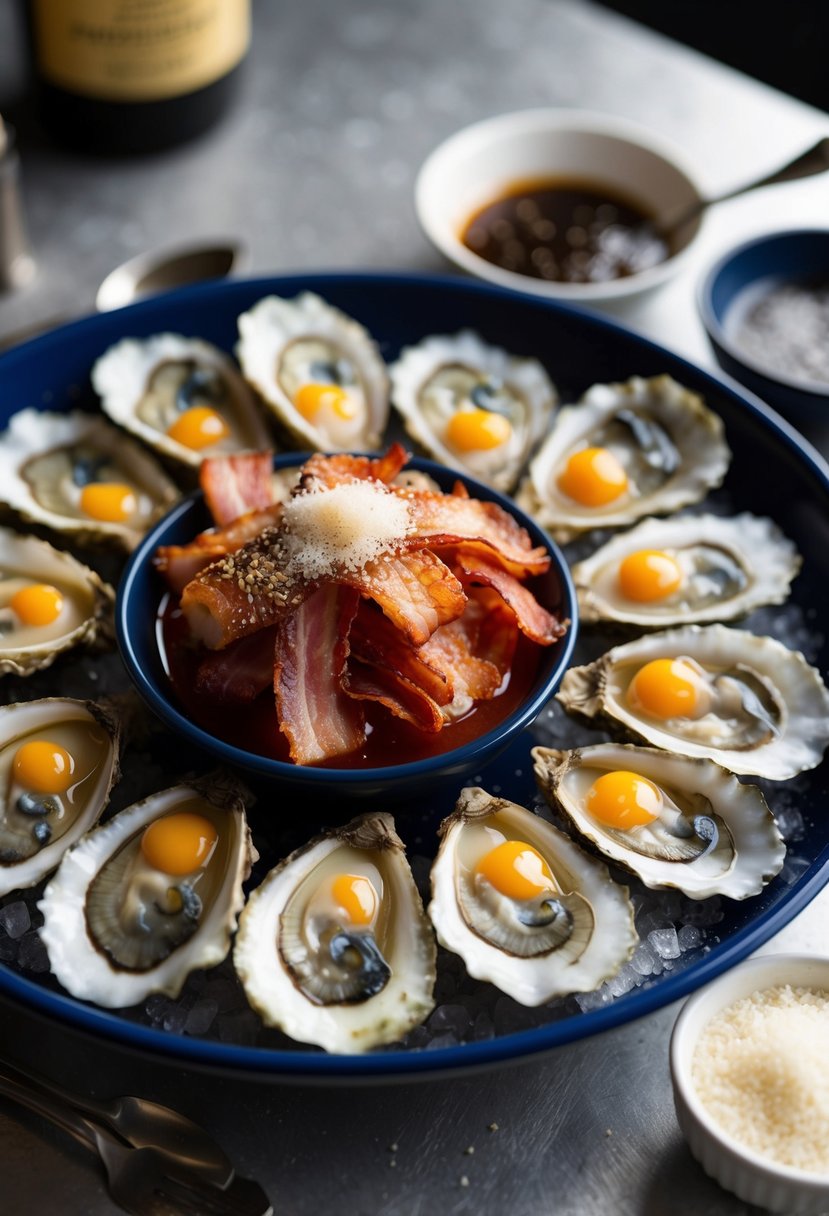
[714,136,829,203]
[659,137,829,236]
[0,1066,98,1155]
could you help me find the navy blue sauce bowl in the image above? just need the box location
[116,453,578,804]
[698,229,829,443]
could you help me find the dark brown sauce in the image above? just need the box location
[461,176,671,284]
[159,601,543,769]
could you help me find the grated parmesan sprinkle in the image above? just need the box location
[692,984,829,1174]
[281,479,413,579]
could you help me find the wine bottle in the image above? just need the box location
[29,0,251,155]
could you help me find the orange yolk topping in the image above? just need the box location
[10,583,64,626]
[618,549,683,602]
[445,409,512,452]
[167,406,230,450]
[140,812,218,876]
[629,657,710,720]
[557,447,628,507]
[294,382,358,423]
[13,740,75,794]
[331,873,378,927]
[79,482,137,523]
[587,770,663,829]
[476,839,554,902]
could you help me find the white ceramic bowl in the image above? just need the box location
[670,953,829,1214]
[415,108,704,304]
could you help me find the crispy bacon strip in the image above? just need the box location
[194,627,277,704]
[419,608,503,714]
[349,603,452,706]
[340,550,465,647]
[396,491,550,578]
[300,443,409,489]
[200,451,276,526]
[274,585,364,763]
[155,504,283,593]
[449,548,568,645]
[343,660,445,733]
[181,527,465,651]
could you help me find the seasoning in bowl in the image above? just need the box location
[692,984,829,1174]
[726,279,829,387]
[460,177,671,284]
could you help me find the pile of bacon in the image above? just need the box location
[154,445,568,765]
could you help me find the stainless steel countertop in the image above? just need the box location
[0,2,827,1213]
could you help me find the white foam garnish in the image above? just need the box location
[282,479,413,579]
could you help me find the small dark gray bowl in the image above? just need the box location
[116,454,577,804]
[698,229,829,443]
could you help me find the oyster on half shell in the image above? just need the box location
[572,513,800,628]
[516,375,730,541]
[39,774,256,1008]
[0,528,113,676]
[556,624,829,779]
[234,813,436,1054]
[92,333,272,467]
[0,410,178,550]
[0,698,121,898]
[533,743,785,899]
[389,330,556,491]
[428,787,636,1006]
[236,293,389,452]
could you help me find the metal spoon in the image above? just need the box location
[0,1058,233,1185]
[653,136,829,239]
[0,238,245,350]
[0,1068,273,1216]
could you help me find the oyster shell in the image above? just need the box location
[428,787,636,1005]
[0,698,120,898]
[0,528,113,676]
[236,293,389,451]
[389,330,556,491]
[234,813,435,1053]
[39,774,256,1008]
[572,513,800,628]
[557,624,829,779]
[0,410,178,550]
[532,743,785,899]
[515,375,730,541]
[92,333,272,467]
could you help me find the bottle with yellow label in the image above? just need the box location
[29,0,251,154]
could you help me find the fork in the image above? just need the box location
[0,1058,233,1185]
[0,1069,273,1216]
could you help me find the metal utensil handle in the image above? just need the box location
[0,1066,99,1155]
[660,136,829,235]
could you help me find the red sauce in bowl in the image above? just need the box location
[157,595,543,769]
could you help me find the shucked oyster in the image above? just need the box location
[572,513,800,628]
[0,527,113,676]
[533,743,785,900]
[0,410,178,550]
[0,698,120,898]
[516,375,730,541]
[236,293,389,451]
[92,333,272,467]
[557,624,829,779]
[429,787,636,1006]
[234,813,435,1053]
[39,775,256,1008]
[389,330,556,492]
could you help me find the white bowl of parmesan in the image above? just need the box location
[670,954,829,1213]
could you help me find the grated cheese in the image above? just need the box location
[281,479,412,579]
[692,984,829,1174]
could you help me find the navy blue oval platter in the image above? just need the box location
[0,271,827,1080]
